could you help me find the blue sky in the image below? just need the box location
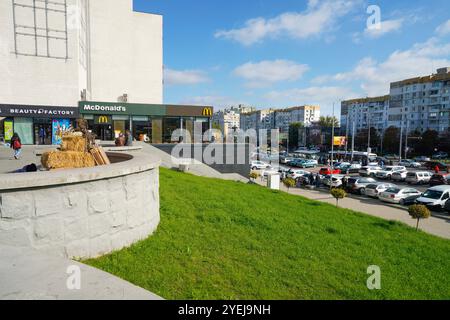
[134,0,450,116]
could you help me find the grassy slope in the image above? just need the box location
[85,168,450,300]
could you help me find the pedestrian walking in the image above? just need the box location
[38,126,46,145]
[125,130,133,146]
[10,133,22,160]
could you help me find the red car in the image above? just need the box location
[319,167,341,176]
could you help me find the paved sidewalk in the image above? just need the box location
[0,245,163,300]
[267,182,450,239]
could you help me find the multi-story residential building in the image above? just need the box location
[341,96,390,135]
[273,105,320,133]
[212,105,256,138]
[240,105,320,132]
[389,67,450,134]
[341,67,450,136]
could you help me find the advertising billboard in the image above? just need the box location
[52,119,71,145]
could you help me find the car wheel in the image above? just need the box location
[360,188,366,195]
[252,167,257,170]
[399,199,405,206]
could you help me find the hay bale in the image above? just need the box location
[60,135,86,152]
[41,151,95,170]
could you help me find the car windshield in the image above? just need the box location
[423,190,443,200]
[386,188,401,194]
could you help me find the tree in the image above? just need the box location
[382,126,400,154]
[331,188,347,207]
[408,204,431,231]
[283,178,296,193]
[249,172,259,183]
[416,130,439,156]
[318,116,339,128]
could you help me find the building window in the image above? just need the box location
[11,0,69,59]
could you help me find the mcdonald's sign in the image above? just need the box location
[202,107,213,117]
[94,115,111,125]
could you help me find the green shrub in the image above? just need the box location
[331,188,347,207]
[408,204,431,231]
[249,172,259,181]
[283,178,296,193]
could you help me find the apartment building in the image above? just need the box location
[341,68,450,136]
[389,67,450,133]
[341,96,390,134]
[212,105,256,138]
[240,105,320,132]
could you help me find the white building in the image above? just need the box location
[240,105,320,132]
[341,96,390,134]
[212,105,255,138]
[389,67,450,134]
[0,0,172,144]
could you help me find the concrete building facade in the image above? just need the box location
[212,105,255,138]
[341,68,450,136]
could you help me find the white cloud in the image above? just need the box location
[264,86,359,116]
[364,19,404,38]
[214,0,361,46]
[436,19,450,36]
[233,60,309,88]
[164,68,210,85]
[311,37,450,96]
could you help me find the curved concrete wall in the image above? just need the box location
[0,153,160,259]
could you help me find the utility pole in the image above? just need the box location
[330,102,336,190]
[345,114,349,156]
[399,117,404,162]
[405,119,409,160]
[367,107,371,152]
[351,121,355,162]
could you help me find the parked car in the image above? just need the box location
[364,183,397,198]
[416,185,450,210]
[429,173,450,186]
[280,156,293,164]
[376,166,407,180]
[415,156,431,162]
[391,171,408,182]
[340,163,362,174]
[251,161,270,170]
[323,175,346,188]
[398,159,421,168]
[359,165,382,177]
[405,171,433,185]
[262,167,280,177]
[424,161,448,171]
[287,169,309,180]
[384,154,399,160]
[346,177,377,195]
[319,167,341,176]
[445,199,450,213]
[432,152,448,160]
[379,187,423,205]
[297,159,316,169]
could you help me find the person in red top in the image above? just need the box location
[434,165,440,174]
[10,133,22,160]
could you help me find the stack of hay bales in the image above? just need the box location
[41,133,96,170]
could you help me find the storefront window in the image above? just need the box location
[151,118,163,144]
[133,116,151,142]
[14,117,34,145]
[33,118,52,145]
[163,117,181,143]
[195,117,211,142]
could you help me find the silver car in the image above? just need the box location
[376,166,407,180]
[379,187,422,205]
[405,171,432,185]
[364,183,397,198]
[347,177,377,195]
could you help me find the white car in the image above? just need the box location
[376,166,407,180]
[251,161,270,170]
[323,175,346,188]
[364,183,397,198]
[287,169,308,180]
[261,167,280,177]
[379,187,422,205]
[405,171,432,185]
[398,159,421,168]
[359,166,382,177]
[391,171,408,182]
[416,186,450,210]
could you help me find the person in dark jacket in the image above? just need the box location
[10,133,22,160]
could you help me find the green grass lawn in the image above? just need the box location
[85,168,450,300]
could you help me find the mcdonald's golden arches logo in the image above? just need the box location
[95,115,111,124]
[202,107,213,117]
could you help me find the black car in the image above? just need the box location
[425,161,449,171]
[429,174,450,187]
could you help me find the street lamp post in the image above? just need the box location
[330,102,336,190]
